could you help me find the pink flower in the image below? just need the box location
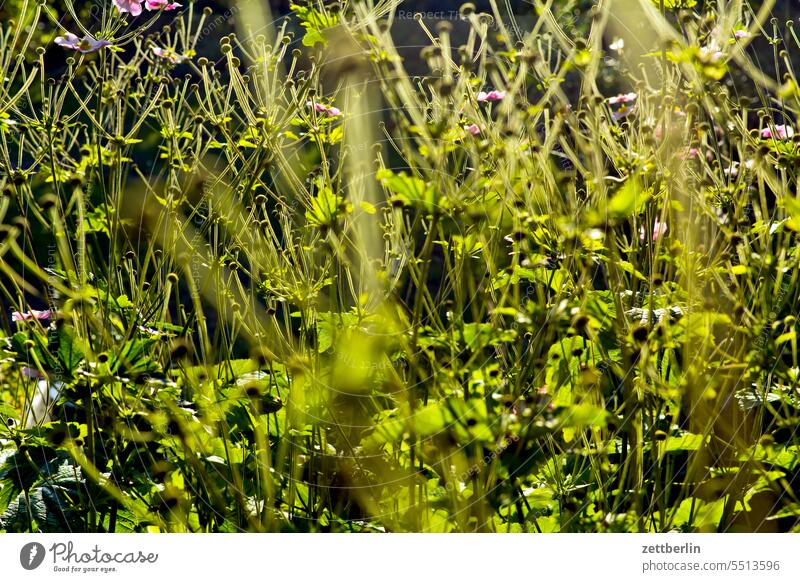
[677,147,700,159]
[465,123,481,135]
[608,92,637,105]
[733,29,752,39]
[54,33,112,53]
[639,220,667,242]
[608,93,638,121]
[152,46,188,64]
[477,90,506,102]
[113,0,144,16]
[145,0,181,10]
[306,101,341,117]
[761,124,794,140]
[11,309,51,322]
[699,44,724,62]
[21,366,44,379]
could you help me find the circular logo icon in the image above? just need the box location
[20,542,46,570]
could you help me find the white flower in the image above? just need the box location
[699,41,724,63]
[724,159,755,176]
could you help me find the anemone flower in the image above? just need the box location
[145,0,182,10]
[607,92,638,121]
[761,124,794,140]
[113,0,144,16]
[465,123,481,136]
[307,101,341,117]
[677,147,701,160]
[639,220,668,242]
[608,92,637,105]
[724,159,755,176]
[477,90,506,102]
[152,46,188,64]
[11,309,51,322]
[55,33,112,53]
[699,43,724,63]
[21,366,44,379]
[612,106,636,121]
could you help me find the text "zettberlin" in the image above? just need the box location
[642,543,701,554]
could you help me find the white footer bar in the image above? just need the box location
[2,534,798,581]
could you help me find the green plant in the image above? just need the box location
[1,0,800,533]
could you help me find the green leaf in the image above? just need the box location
[57,327,85,374]
[659,433,707,454]
[290,3,339,47]
[557,404,608,429]
[306,187,352,229]
[359,201,377,214]
[617,260,647,281]
[656,0,696,8]
[116,294,134,309]
[730,264,749,275]
[315,312,360,353]
[302,29,326,47]
[451,234,484,259]
[376,169,439,213]
[608,177,650,218]
[460,323,516,350]
[668,497,724,531]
